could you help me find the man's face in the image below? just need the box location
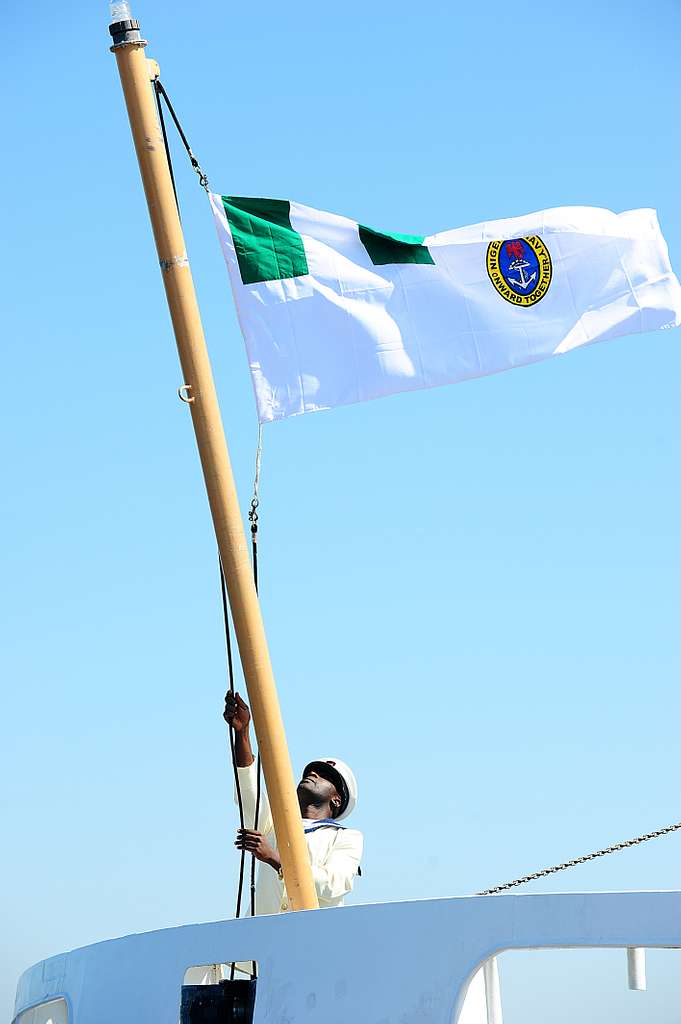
[297,764,340,812]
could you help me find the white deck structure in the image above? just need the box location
[13,890,681,1023]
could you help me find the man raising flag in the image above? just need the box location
[224,691,363,914]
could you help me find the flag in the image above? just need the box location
[209,195,681,423]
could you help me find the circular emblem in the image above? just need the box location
[486,236,552,307]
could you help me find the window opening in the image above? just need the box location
[13,998,68,1024]
[479,947,680,1024]
[181,963,257,1023]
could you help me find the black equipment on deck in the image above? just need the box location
[180,979,257,1023]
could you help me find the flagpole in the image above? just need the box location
[108,8,318,912]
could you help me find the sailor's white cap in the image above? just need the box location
[303,758,357,820]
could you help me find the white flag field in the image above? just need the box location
[209,195,681,423]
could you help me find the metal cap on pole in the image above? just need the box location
[108,4,318,912]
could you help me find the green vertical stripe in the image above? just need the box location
[222,196,309,284]
[358,224,434,266]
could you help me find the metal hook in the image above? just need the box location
[178,383,194,403]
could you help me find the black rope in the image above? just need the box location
[250,503,259,593]
[220,558,258,981]
[218,481,263,978]
[219,560,247,925]
[250,519,262,922]
[153,80,180,216]
[153,79,209,191]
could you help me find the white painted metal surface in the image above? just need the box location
[13,891,681,1024]
[627,946,647,991]
[483,958,503,1024]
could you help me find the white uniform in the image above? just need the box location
[235,760,363,914]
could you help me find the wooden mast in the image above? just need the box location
[108,7,318,912]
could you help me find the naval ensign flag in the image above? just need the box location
[209,195,681,423]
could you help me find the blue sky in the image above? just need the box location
[1,1,680,1020]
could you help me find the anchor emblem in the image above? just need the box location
[486,235,553,307]
[505,240,536,291]
[508,257,536,291]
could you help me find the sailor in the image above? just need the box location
[224,691,363,914]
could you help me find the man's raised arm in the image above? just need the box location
[224,691,273,833]
[224,691,254,766]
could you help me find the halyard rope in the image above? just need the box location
[153,80,180,215]
[219,559,247,925]
[248,427,264,928]
[248,424,264,590]
[153,80,209,192]
[218,435,264,980]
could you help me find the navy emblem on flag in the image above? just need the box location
[486,236,553,307]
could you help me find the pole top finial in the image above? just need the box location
[109,1,133,22]
[109,3,145,48]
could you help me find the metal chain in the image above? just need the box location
[477,820,681,896]
[248,425,263,567]
[249,497,260,545]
